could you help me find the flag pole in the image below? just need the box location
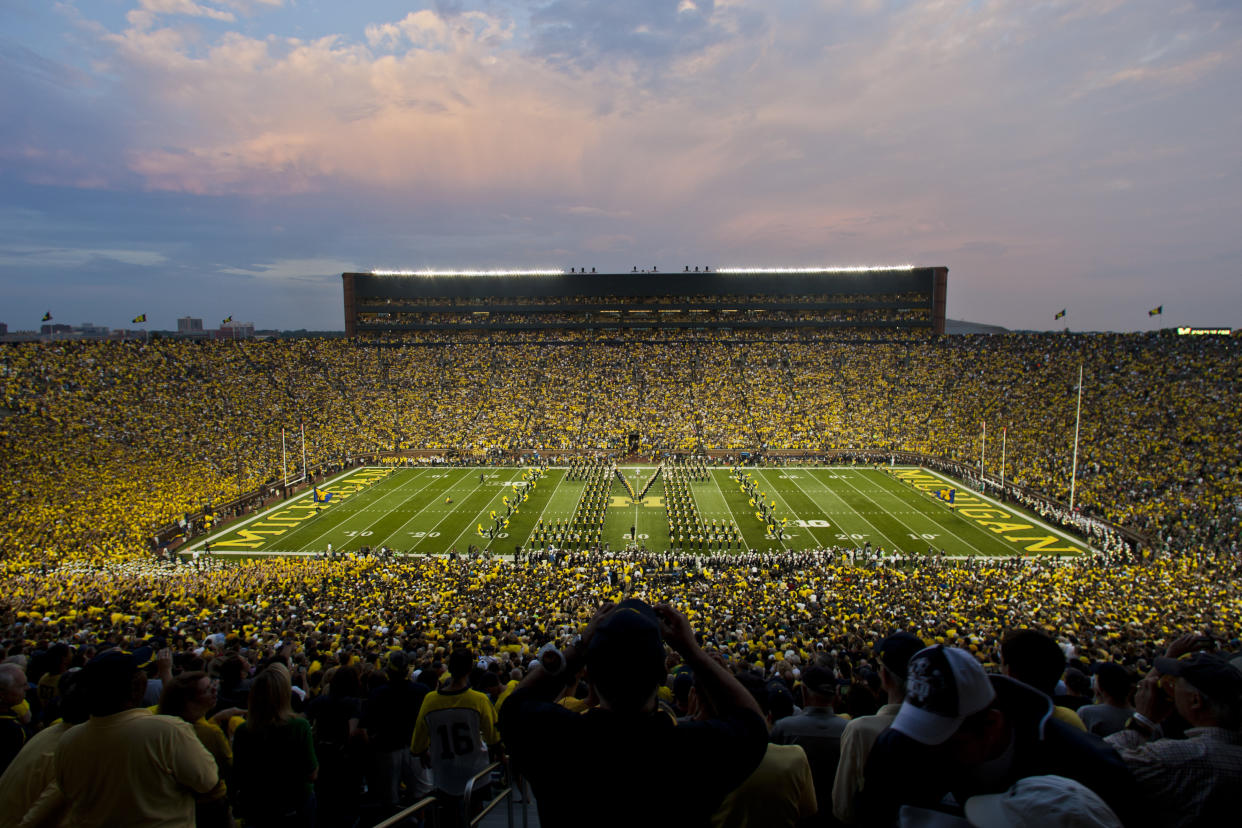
[282,428,289,490]
[1069,363,1083,510]
[1000,426,1007,491]
[980,421,986,481]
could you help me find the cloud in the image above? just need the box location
[1087,51,1229,93]
[216,257,357,284]
[0,245,169,268]
[3,1,1240,330]
[127,0,237,31]
[563,206,632,218]
[528,0,764,74]
[582,234,636,253]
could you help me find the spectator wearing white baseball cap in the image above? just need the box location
[857,646,1142,827]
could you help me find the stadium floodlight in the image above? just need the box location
[716,266,916,274]
[369,269,566,276]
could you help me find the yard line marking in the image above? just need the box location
[202,467,411,555]
[790,468,904,551]
[524,469,569,549]
[840,470,988,557]
[380,469,490,552]
[298,468,446,553]
[287,468,429,553]
[444,469,541,553]
[862,470,1005,557]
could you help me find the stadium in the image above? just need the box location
[1,265,1239,826]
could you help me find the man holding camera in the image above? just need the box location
[499,599,768,827]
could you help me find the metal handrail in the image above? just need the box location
[461,761,513,828]
[372,795,438,828]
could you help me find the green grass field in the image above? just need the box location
[191,465,1089,558]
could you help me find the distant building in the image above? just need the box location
[0,322,7,335]
[40,324,72,335]
[76,322,110,338]
[178,316,204,333]
[216,321,256,339]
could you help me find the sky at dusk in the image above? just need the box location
[1,0,1239,332]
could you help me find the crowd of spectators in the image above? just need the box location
[0,550,1239,824]
[1,331,1238,563]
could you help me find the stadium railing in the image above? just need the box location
[371,796,437,828]
[461,761,515,828]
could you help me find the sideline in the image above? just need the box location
[918,468,1091,552]
[185,466,381,553]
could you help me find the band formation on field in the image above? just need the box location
[192,464,1088,559]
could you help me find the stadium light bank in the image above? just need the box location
[716,266,916,274]
[369,266,918,276]
[370,269,566,276]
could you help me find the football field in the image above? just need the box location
[191,465,1089,558]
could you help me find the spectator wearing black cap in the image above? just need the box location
[767,662,846,825]
[49,650,219,826]
[499,599,768,828]
[831,631,923,824]
[858,645,1142,826]
[1078,663,1136,738]
[1105,638,1242,828]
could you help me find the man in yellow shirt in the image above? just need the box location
[50,651,219,827]
[410,648,500,798]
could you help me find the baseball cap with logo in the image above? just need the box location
[892,645,996,745]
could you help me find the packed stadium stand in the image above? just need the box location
[1,270,1239,827]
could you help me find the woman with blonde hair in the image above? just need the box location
[231,664,318,827]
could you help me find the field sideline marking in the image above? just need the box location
[919,468,1091,552]
[186,465,381,553]
[290,468,428,553]
[274,466,419,556]
[865,470,1020,556]
[758,469,839,549]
